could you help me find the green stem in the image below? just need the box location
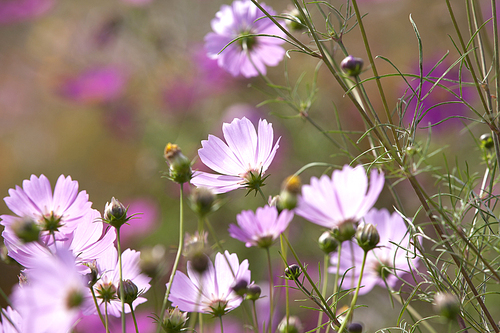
[252,301,259,333]
[337,251,368,333]
[156,185,185,333]
[91,287,106,328]
[130,304,139,333]
[257,187,268,204]
[316,254,330,333]
[105,301,110,333]
[265,247,274,333]
[325,245,343,333]
[219,316,224,333]
[117,228,126,333]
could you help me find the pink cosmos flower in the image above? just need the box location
[3,209,116,274]
[229,205,293,247]
[330,209,418,295]
[12,250,92,333]
[0,0,55,25]
[0,306,22,333]
[204,0,287,78]
[89,248,151,317]
[191,117,280,194]
[168,251,251,316]
[1,174,93,239]
[295,165,384,228]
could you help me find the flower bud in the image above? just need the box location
[434,292,460,321]
[332,221,356,242]
[11,217,40,243]
[356,223,380,252]
[189,251,210,274]
[118,279,139,305]
[480,133,494,150]
[341,55,364,76]
[140,245,166,279]
[164,143,192,184]
[284,264,302,280]
[283,7,306,31]
[84,261,99,287]
[190,187,216,218]
[104,197,129,229]
[231,279,248,297]
[162,306,189,333]
[246,284,261,301]
[318,231,338,254]
[347,322,363,333]
[277,315,303,333]
[277,175,301,211]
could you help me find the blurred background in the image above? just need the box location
[0,0,492,332]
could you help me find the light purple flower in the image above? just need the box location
[229,205,293,247]
[0,306,22,333]
[205,0,287,78]
[3,209,116,274]
[1,174,93,239]
[330,208,418,295]
[12,250,92,333]
[191,117,280,194]
[168,251,251,316]
[295,165,384,228]
[0,0,55,25]
[89,248,151,317]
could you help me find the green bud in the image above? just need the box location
[231,279,248,297]
[246,284,261,301]
[318,230,338,254]
[434,292,460,321]
[118,279,139,305]
[341,56,364,76]
[277,315,303,333]
[162,306,189,333]
[284,7,306,32]
[164,143,192,184]
[284,264,302,280]
[190,187,216,218]
[104,197,129,229]
[480,133,494,150]
[356,223,380,252]
[140,245,166,279]
[11,217,40,243]
[332,221,356,242]
[84,261,99,287]
[277,175,301,211]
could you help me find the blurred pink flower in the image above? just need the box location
[58,66,127,105]
[205,0,287,78]
[0,306,22,333]
[0,0,55,25]
[120,0,154,6]
[119,198,159,243]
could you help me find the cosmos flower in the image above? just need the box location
[229,205,293,248]
[204,0,287,78]
[295,165,384,229]
[1,174,93,239]
[168,251,251,316]
[12,250,92,333]
[191,117,280,194]
[89,248,151,317]
[330,208,418,295]
[0,306,22,333]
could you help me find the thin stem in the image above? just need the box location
[117,228,126,333]
[219,316,224,333]
[157,184,185,333]
[130,304,139,333]
[91,287,106,328]
[252,301,259,333]
[316,254,330,333]
[325,245,342,333]
[257,187,268,204]
[105,301,110,333]
[337,251,368,333]
[265,247,274,333]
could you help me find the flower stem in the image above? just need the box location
[337,251,368,333]
[252,301,259,333]
[91,287,106,328]
[105,301,110,333]
[157,184,185,333]
[316,254,330,333]
[265,247,274,333]
[219,316,224,333]
[130,304,139,333]
[117,228,126,333]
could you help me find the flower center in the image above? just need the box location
[375,261,392,280]
[237,31,257,50]
[41,212,63,233]
[66,288,84,309]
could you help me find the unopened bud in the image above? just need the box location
[118,279,139,305]
[11,217,40,243]
[140,245,166,278]
[347,322,363,333]
[284,264,302,280]
[164,143,192,184]
[189,251,210,274]
[231,279,248,297]
[318,231,338,254]
[434,292,460,321]
[283,7,306,31]
[104,197,129,229]
[341,55,364,76]
[356,223,380,252]
[277,315,303,333]
[190,187,216,218]
[277,175,301,211]
[84,261,99,287]
[246,284,261,301]
[332,221,356,242]
[480,133,494,150]
[162,306,189,333]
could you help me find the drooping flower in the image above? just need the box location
[191,117,280,194]
[204,0,287,78]
[295,165,384,229]
[168,251,251,316]
[3,208,116,274]
[12,250,92,333]
[1,174,93,239]
[329,208,418,295]
[89,248,151,317]
[229,205,293,248]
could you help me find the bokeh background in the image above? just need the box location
[0,0,493,332]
